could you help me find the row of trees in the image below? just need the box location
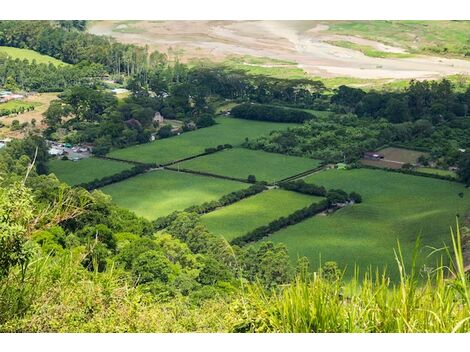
[230,103,315,123]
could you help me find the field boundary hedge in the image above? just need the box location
[164,166,251,183]
[357,164,460,183]
[97,156,151,166]
[153,183,267,230]
[276,164,326,184]
[161,144,232,167]
[76,163,153,190]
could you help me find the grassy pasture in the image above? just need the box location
[175,148,322,183]
[107,118,293,165]
[326,40,413,58]
[0,46,66,66]
[100,170,248,220]
[49,158,134,186]
[415,167,458,178]
[264,168,470,279]
[201,189,321,241]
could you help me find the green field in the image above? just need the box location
[0,46,66,66]
[100,170,248,219]
[327,21,470,58]
[202,189,321,241]
[0,100,40,113]
[326,40,413,58]
[176,148,321,183]
[416,167,458,178]
[264,168,470,279]
[107,118,293,165]
[49,158,134,186]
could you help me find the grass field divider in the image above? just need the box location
[76,163,154,190]
[164,166,251,184]
[153,183,268,230]
[357,164,460,183]
[161,144,233,167]
[96,155,151,166]
[275,164,328,184]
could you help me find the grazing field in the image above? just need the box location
[49,158,134,186]
[0,46,67,66]
[107,118,293,165]
[202,189,321,241]
[264,168,470,279]
[100,170,248,219]
[176,148,322,183]
[415,167,458,178]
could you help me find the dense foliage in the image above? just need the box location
[231,103,314,123]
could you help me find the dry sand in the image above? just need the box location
[88,20,470,80]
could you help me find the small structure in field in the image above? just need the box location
[153,111,164,124]
[363,151,384,160]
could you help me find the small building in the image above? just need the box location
[153,111,164,124]
[363,151,384,160]
[48,147,64,156]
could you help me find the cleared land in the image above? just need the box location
[264,168,470,279]
[175,148,321,183]
[202,189,321,241]
[107,118,293,165]
[360,147,428,169]
[0,46,66,66]
[100,170,248,219]
[49,158,134,186]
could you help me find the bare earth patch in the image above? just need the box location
[88,20,470,80]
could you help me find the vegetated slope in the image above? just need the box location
[176,148,321,183]
[202,189,321,241]
[107,118,293,164]
[49,158,134,186]
[100,170,248,219]
[265,168,470,279]
[0,46,67,66]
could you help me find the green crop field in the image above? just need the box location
[176,148,321,183]
[264,168,470,279]
[100,170,248,219]
[202,189,321,241]
[415,167,458,178]
[107,118,293,165]
[49,158,134,186]
[0,46,67,66]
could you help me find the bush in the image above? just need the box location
[247,175,256,183]
[231,103,315,123]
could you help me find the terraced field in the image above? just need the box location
[100,170,248,219]
[264,168,470,279]
[202,189,321,241]
[49,158,134,186]
[107,118,293,165]
[175,148,322,183]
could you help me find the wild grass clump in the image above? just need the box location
[230,227,470,333]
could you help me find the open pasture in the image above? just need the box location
[100,170,248,220]
[107,118,293,165]
[49,158,134,186]
[264,168,470,279]
[201,189,321,241]
[175,148,322,183]
[0,46,67,66]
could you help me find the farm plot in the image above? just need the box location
[201,189,321,241]
[49,158,134,186]
[107,118,293,165]
[175,148,322,183]
[100,170,248,220]
[264,168,470,279]
[361,147,429,169]
[0,46,67,66]
[415,167,457,178]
